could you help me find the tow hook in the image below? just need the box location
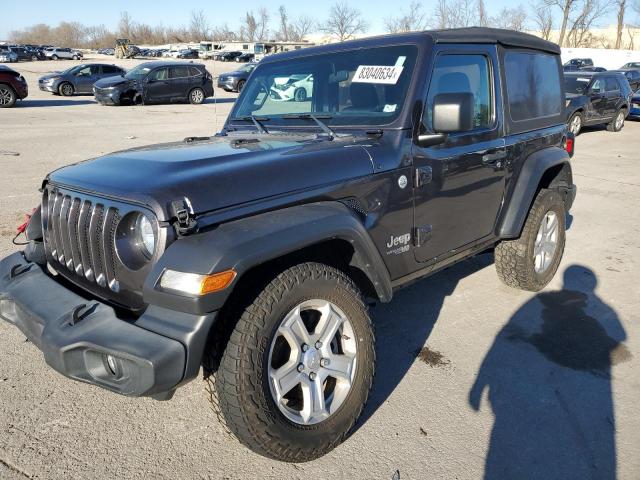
[170,197,198,237]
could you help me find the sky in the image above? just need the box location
[0,0,622,40]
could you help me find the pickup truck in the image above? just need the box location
[0,27,576,462]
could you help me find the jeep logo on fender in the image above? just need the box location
[386,233,411,248]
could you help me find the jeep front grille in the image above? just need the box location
[44,189,121,292]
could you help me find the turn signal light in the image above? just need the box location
[200,270,237,294]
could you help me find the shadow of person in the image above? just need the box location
[469,265,631,480]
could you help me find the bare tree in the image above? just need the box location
[615,0,627,48]
[532,1,554,39]
[239,11,258,41]
[256,7,270,41]
[385,1,428,33]
[276,5,290,41]
[432,0,451,28]
[545,0,578,46]
[291,16,314,41]
[190,9,210,40]
[118,11,134,39]
[565,0,611,47]
[477,0,489,27]
[491,6,528,31]
[431,0,476,28]
[212,23,237,41]
[321,2,368,41]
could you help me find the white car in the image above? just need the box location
[44,48,82,60]
[269,74,313,102]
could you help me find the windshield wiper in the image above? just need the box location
[231,115,270,134]
[282,114,336,140]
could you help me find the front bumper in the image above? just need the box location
[0,252,216,398]
[217,78,238,91]
[93,88,120,105]
[39,82,57,93]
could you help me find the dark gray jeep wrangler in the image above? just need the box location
[0,28,576,462]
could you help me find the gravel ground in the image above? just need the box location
[0,57,639,480]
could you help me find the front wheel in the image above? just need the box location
[236,80,245,92]
[294,88,307,102]
[189,87,205,104]
[59,82,74,96]
[607,109,625,132]
[72,55,78,60]
[495,188,566,291]
[51,55,58,60]
[214,262,375,462]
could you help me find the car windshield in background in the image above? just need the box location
[565,76,591,94]
[125,65,152,79]
[231,45,418,127]
[239,64,256,73]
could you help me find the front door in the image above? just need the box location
[74,65,100,93]
[413,47,506,263]
[144,67,170,103]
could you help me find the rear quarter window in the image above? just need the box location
[504,51,562,122]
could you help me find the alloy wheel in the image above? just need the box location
[570,114,581,135]
[615,111,624,130]
[534,211,559,274]
[0,87,13,105]
[191,89,204,103]
[268,299,357,425]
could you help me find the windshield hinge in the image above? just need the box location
[170,197,198,236]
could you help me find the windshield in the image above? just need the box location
[63,65,84,75]
[564,76,591,94]
[231,45,418,127]
[239,64,256,73]
[125,65,152,79]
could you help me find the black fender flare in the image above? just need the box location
[143,201,393,315]
[497,146,572,239]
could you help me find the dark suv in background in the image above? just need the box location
[0,65,28,107]
[93,61,214,105]
[563,58,594,71]
[39,64,126,96]
[217,63,256,92]
[565,71,632,135]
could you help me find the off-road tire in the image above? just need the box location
[607,108,625,132]
[214,262,375,462]
[59,82,74,97]
[495,188,566,291]
[0,85,17,108]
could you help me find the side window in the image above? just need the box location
[149,68,168,81]
[426,54,492,130]
[170,66,190,79]
[591,79,602,93]
[606,77,620,92]
[504,51,562,121]
[102,65,121,74]
[189,66,202,77]
[90,65,100,75]
[76,66,92,76]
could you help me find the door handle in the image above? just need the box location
[481,148,507,165]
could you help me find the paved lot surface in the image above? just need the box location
[1,57,639,479]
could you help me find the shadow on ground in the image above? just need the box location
[18,99,96,107]
[469,265,631,479]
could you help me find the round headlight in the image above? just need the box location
[136,214,155,258]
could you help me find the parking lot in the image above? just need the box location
[1,55,640,479]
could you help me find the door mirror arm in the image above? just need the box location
[416,132,447,148]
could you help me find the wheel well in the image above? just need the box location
[539,162,572,190]
[202,239,379,375]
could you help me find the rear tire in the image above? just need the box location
[495,189,566,292]
[568,112,582,135]
[607,109,625,132]
[189,87,205,104]
[214,262,375,462]
[52,55,58,60]
[0,85,17,108]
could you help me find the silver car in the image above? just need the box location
[0,49,18,63]
[39,63,126,96]
[44,48,83,60]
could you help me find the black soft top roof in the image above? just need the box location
[428,27,560,54]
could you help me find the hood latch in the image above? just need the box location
[170,197,198,237]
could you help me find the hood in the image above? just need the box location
[94,75,129,88]
[39,72,63,81]
[47,134,375,221]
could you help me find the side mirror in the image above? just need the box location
[432,92,475,133]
